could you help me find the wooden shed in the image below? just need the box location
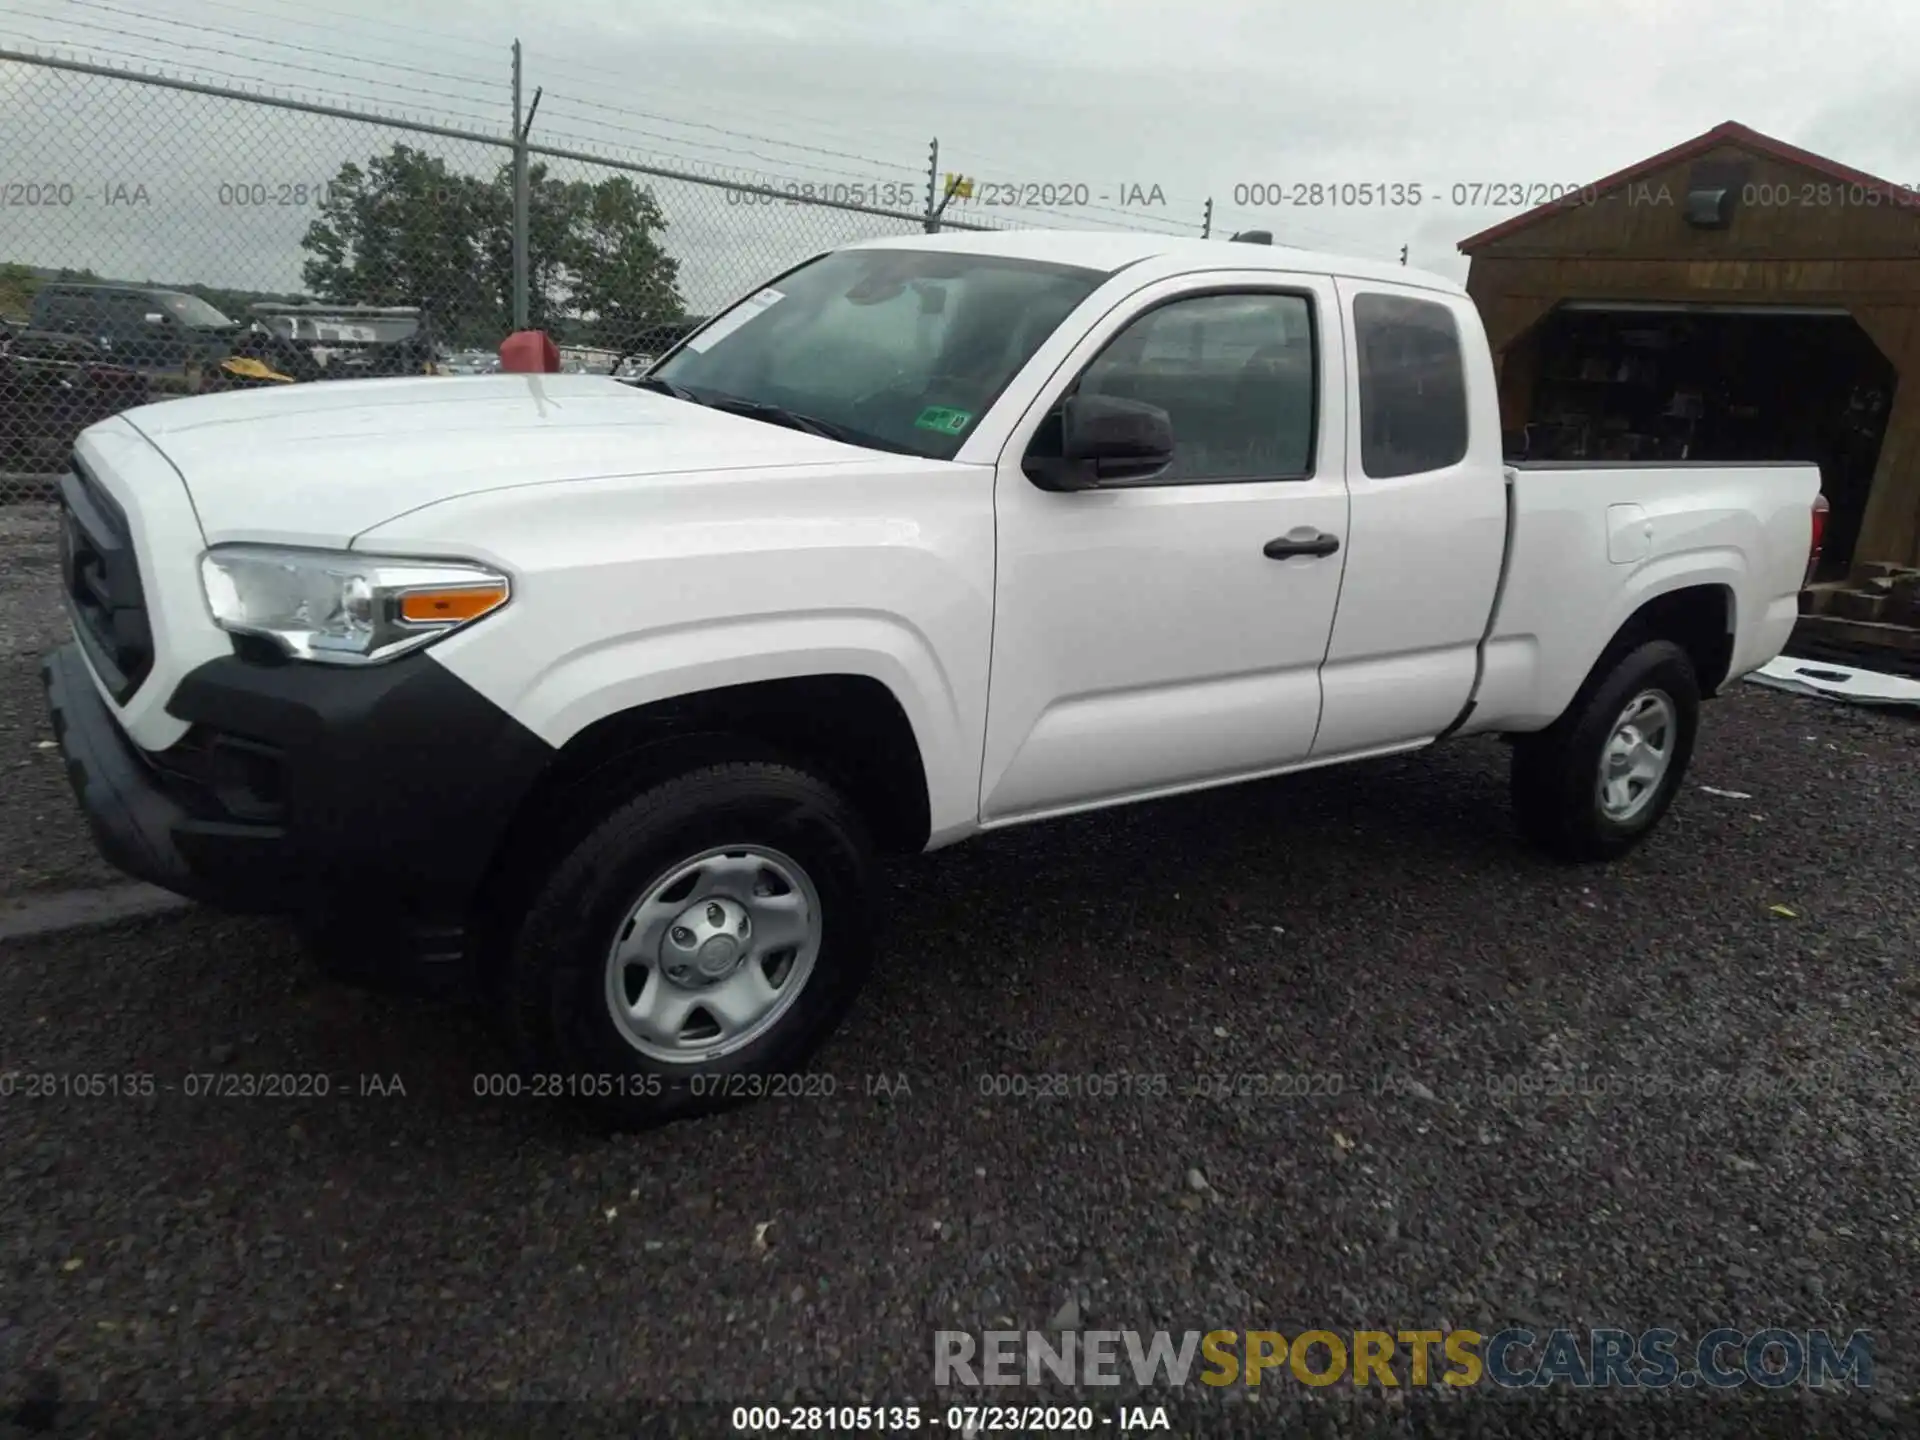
[1459,121,1920,656]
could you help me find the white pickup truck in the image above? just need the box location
[43,230,1822,1123]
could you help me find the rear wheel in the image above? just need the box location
[502,760,874,1126]
[1511,638,1700,862]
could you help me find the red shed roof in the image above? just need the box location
[1457,120,1919,252]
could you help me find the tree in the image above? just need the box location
[562,175,683,349]
[0,263,40,321]
[301,147,506,344]
[300,144,684,350]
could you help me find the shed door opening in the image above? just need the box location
[1511,306,1894,579]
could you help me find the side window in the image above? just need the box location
[108,294,152,334]
[1352,293,1468,478]
[1069,291,1316,483]
[36,293,80,332]
[62,293,113,337]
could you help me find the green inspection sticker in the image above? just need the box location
[913,405,974,435]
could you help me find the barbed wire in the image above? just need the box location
[534,107,916,190]
[7,15,484,114]
[55,0,507,92]
[0,32,510,130]
[536,92,921,178]
[93,0,1223,224]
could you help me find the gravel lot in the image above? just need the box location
[1,517,1915,1433]
[0,508,121,900]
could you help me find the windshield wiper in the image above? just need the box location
[626,374,702,403]
[703,395,858,445]
[630,379,905,452]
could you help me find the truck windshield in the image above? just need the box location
[650,248,1108,459]
[162,293,236,329]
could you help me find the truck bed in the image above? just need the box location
[1459,460,1822,734]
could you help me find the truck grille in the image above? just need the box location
[57,456,153,703]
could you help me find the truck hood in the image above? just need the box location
[116,373,865,546]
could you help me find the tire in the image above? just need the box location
[502,760,875,1127]
[1511,638,1700,863]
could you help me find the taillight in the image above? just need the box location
[1805,493,1829,587]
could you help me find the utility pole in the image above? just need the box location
[1202,197,1213,239]
[924,138,939,233]
[511,41,529,330]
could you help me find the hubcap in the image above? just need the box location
[604,846,822,1064]
[1597,688,1676,823]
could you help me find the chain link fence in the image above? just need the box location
[0,46,1083,504]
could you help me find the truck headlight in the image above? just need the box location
[199,545,510,665]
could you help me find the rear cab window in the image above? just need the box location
[1351,292,1469,478]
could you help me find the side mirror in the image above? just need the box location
[1024,392,1174,491]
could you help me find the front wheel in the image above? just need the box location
[502,760,875,1126]
[1511,639,1700,862]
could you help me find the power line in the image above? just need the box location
[533,106,906,186]
[528,66,1170,205]
[136,0,516,67]
[201,0,936,156]
[56,0,1218,227]
[541,64,1216,216]
[9,9,1210,240]
[57,0,503,92]
[5,10,506,118]
[526,127,888,192]
[0,36,1187,239]
[1,30,509,131]
[528,124,1186,236]
[537,86,1206,227]
[536,104,921,189]
[534,91,916,177]
[208,0,1216,216]
[57,0,934,197]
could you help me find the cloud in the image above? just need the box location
[5,0,1917,293]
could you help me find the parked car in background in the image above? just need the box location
[28,282,239,381]
[441,349,501,376]
[0,320,148,474]
[207,303,440,390]
[558,345,621,376]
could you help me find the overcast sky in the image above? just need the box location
[5,0,1920,313]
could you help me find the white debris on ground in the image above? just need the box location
[1745,655,1920,708]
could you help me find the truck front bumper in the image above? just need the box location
[41,641,554,965]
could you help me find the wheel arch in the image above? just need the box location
[1532,576,1738,737]
[510,666,930,845]
[470,671,933,963]
[1598,580,1737,700]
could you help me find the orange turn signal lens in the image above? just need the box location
[397,582,509,625]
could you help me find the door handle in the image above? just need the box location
[1263,531,1340,559]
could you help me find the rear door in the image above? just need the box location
[980,269,1352,823]
[1312,281,1507,754]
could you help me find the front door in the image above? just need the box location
[980,272,1352,823]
